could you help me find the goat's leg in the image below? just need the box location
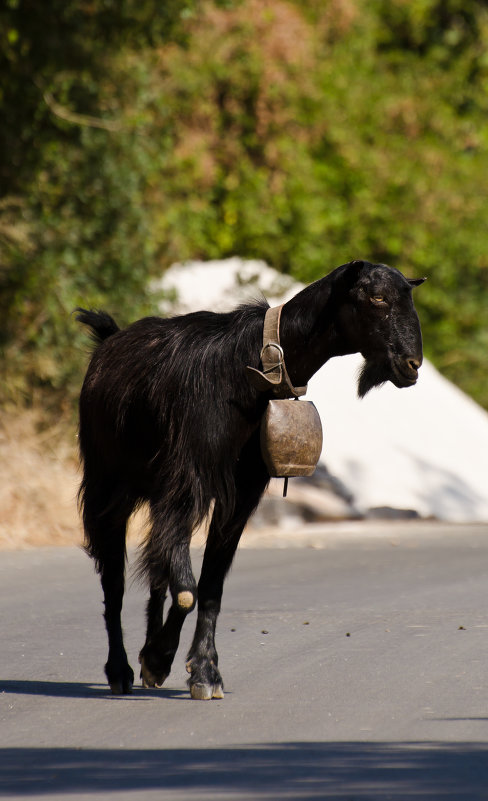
[139,513,197,688]
[139,583,169,688]
[185,529,239,700]
[82,481,134,694]
[101,547,134,694]
[186,437,269,700]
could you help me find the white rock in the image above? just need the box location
[308,355,488,522]
[153,256,299,314]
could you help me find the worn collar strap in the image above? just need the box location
[246,304,308,399]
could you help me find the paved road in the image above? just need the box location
[1,524,488,800]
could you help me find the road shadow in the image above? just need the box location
[0,679,187,701]
[1,742,488,799]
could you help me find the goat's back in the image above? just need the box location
[78,305,268,504]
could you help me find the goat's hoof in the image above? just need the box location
[109,679,133,695]
[139,655,167,689]
[190,682,224,701]
[105,660,134,695]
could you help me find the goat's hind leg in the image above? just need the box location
[139,511,197,689]
[82,481,134,695]
[101,546,134,694]
[139,582,170,688]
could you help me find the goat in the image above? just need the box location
[76,260,425,698]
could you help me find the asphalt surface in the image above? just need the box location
[1,523,488,800]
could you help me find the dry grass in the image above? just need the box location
[0,410,83,549]
[0,409,204,551]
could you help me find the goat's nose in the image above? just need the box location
[408,358,421,373]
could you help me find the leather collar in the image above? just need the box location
[246,304,308,399]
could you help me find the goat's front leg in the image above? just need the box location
[139,515,197,689]
[187,440,269,700]
[185,533,239,700]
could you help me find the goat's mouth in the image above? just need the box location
[358,355,419,397]
[390,359,419,388]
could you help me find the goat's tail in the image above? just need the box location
[75,307,120,344]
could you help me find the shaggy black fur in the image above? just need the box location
[76,260,424,698]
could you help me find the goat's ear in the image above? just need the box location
[407,277,427,287]
[348,259,365,279]
[339,259,365,291]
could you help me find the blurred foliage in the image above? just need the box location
[1,0,488,413]
[0,0,198,411]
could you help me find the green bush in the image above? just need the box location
[2,0,488,413]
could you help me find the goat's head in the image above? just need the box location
[339,260,426,398]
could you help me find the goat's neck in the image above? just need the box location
[279,270,356,387]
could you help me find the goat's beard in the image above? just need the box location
[357,358,389,398]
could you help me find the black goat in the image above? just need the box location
[77,260,425,698]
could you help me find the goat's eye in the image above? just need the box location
[370,295,385,305]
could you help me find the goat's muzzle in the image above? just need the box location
[392,355,422,387]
